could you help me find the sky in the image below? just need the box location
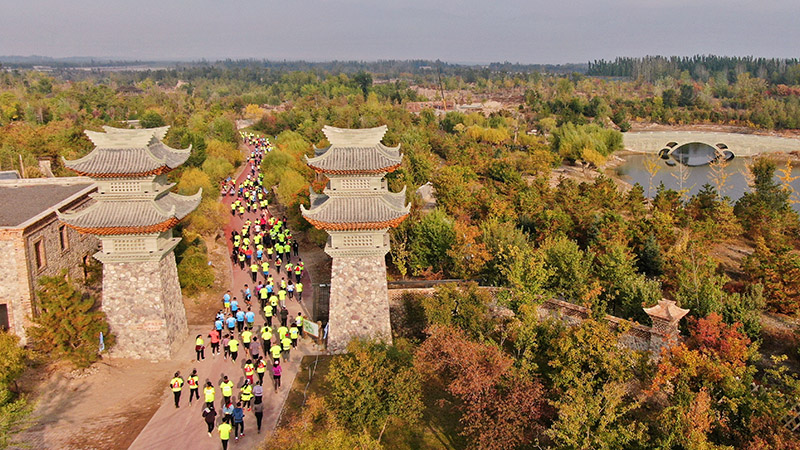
[1,0,798,64]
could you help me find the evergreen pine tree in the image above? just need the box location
[28,272,114,367]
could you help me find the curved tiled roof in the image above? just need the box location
[322,125,387,146]
[64,127,190,177]
[58,190,202,235]
[306,125,401,175]
[300,189,409,230]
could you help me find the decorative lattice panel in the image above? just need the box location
[108,181,140,193]
[112,239,147,253]
[342,235,373,247]
[340,179,371,190]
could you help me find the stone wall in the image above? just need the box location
[327,255,392,353]
[102,251,188,359]
[389,287,674,355]
[24,216,99,299]
[0,230,29,343]
[0,211,98,344]
[537,298,655,353]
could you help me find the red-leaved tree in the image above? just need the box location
[415,325,545,450]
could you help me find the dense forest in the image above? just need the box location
[1,57,800,449]
[588,55,800,84]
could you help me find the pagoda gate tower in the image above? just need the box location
[301,125,410,353]
[59,126,201,359]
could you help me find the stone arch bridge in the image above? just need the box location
[623,131,800,157]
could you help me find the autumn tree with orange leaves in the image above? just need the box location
[649,313,800,450]
[415,325,545,450]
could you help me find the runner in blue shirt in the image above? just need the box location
[236,310,246,332]
[231,299,239,313]
[245,309,255,330]
[226,316,236,333]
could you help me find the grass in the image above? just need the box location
[277,354,465,449]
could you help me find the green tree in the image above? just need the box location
[352,71,373,100]
[550,123,623,162]
[547,380,644,450]
[545,320,645,450]
[0,333,26,390]
[481,219,548,293]
[419,283,493,340]
[541,235,595,305]
[407,209,456,276]
[139,110,165,128]
[177,245,215,295]
[27,272,114,367]
[636,233,664,277]
[594,243,660,320]
[735,157,797,240]
[0,332,31,450]
[678,83,696,107]
[326,340,422,441]
[207,116,237,143]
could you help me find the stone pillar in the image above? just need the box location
[327,255,392,354]
[644,299,689,356]
[101,251,187,359]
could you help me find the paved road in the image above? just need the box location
[129,143,320,450]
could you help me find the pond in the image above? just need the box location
[616,153,800,213]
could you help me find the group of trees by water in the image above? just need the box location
[0,59,800,448]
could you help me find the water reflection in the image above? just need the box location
[658,142,734,167]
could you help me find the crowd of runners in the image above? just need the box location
[167,134,310,450]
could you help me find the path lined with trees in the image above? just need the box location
[129,135,319,450]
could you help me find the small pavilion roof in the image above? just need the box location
[305,125,401,175]
[644,299,690,323]
[58,190,201,235]
[64,126,190,177]
[300,188,409,231]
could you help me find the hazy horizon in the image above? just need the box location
[2,0,798,65]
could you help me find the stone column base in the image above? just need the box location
[101,251,188,359]
[327,255,392,353]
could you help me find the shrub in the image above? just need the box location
[550,123,623,161]
[139,110,165,128]
[28,272,114,367]
[177,245,215,295]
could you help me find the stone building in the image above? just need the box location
[0,176,98,343]
[59,126,201,359]
[301,125,410,353]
